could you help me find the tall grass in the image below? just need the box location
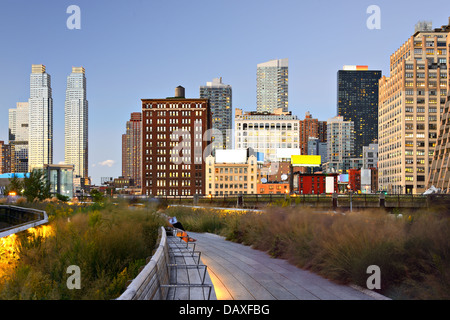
[0,201,164,300]
[165,205,449,300]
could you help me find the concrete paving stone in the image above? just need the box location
[189,232,381,300]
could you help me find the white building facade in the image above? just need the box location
[234,108,300,163]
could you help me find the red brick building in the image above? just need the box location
[294,173,338,194]
[141,87,212,197]
[299,112,327,156]
[348,168,361,192]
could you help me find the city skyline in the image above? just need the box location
[1,1,449,184]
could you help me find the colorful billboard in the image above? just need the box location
[291,155,321,167]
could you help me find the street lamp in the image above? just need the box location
[347,184,353,212]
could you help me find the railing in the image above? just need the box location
[117,226,170,300]
[117,226,214,300]
[0,205,49,238]
[145,193,450,210]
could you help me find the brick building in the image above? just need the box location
[141,86,212,197]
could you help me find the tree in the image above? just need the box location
[90,189,104,203]
[22,169,51,202]
[4,174,24,196]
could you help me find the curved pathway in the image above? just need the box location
[190,232,389,300]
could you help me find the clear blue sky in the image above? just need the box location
[0,0,449,184]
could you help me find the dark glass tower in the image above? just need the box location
[337,66,381,158]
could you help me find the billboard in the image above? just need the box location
[276,148,300,160]
[256,152,265,163]
[291,155,321,167]
[361,169,371,186]
[338,174,349,183]
[215,149,247,164]
[326,176,335,193]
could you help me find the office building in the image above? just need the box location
[28,64,53,171]
[234,108,300,163]
[8,102,29,172]
[65,67,88,179]
[257,58,288,113]
[205,149,257,196]
[378,19,450,194]
[337,65,382,158]
[122,112,142,189]
[324,116,354,173]
[141,86,212,196]
[200,77,232,150]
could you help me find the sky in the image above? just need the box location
[0,0,449,185]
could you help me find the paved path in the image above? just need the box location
[190,232,388,300]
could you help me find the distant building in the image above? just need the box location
[307,137,327,167]
[141,86,212,197]
[234,108,300,163]
[0,141,14,174]
[9,102,29,173]
[65,67,88,179]
[257,58,288,113]
[200,77,232,150]
[324,116,354,174]
[299,112,327,156]
[292,173,339,195]
[29,64,53,171]
[122,112,142,189]
[337,66,381,158]
[257,182,289,195]
[363,142,378,169]
[205,150,257,196]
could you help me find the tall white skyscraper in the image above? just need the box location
[65,67,88,178]
[28,64,53,171]
[256,58,289,113]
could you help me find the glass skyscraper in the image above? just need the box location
[65,67,88,179]
[337,66,381,158]
[28,64,53,171]
[257,58,288,113]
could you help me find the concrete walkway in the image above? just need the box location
[190,232,388,300]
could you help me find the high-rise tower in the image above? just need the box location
[257,58,288,113]
[28,64,53,171]
[337,66,381,158]
[65,67,88,178]
[200,77,232,150]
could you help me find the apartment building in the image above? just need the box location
[378,19,450,194]
[141,86,212,197]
